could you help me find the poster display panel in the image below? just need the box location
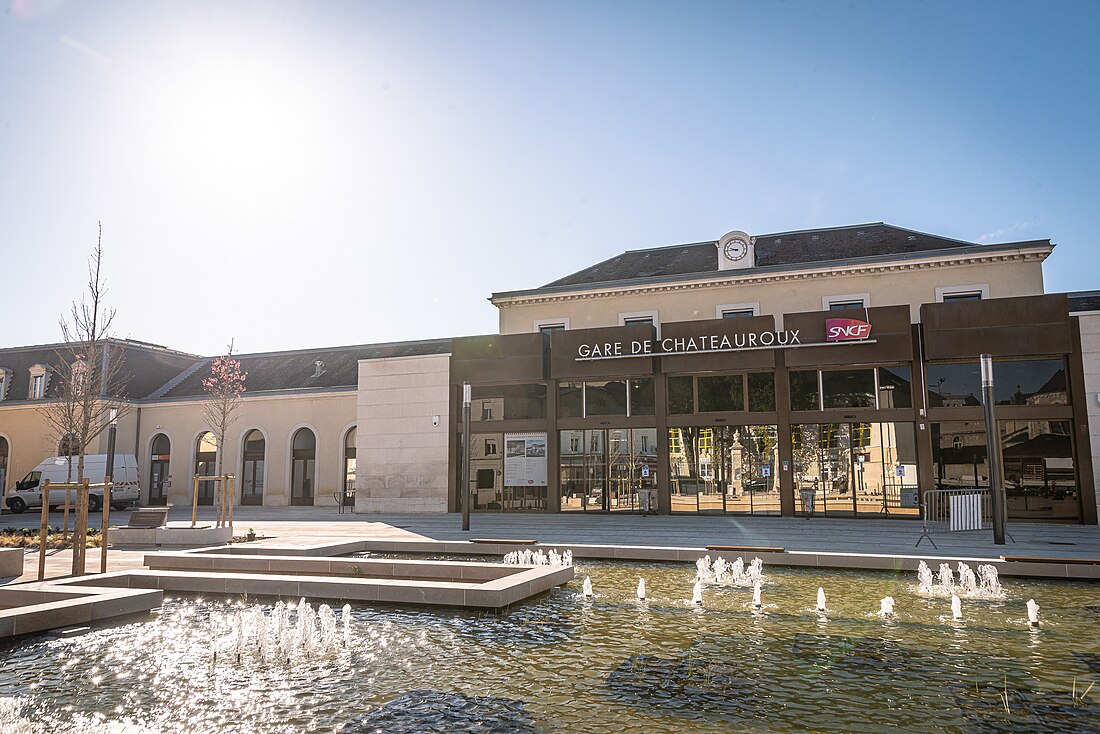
[504,432,548,487]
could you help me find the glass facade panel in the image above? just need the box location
[748,373,776,412]
[789,371,819,411]
[792,422,919,517]
[558,382,583,419]
[993,360,1068,406]
[463,431,549,512]
[240,429,265,506]
[668,376,694,414]
[821,369,876,408]
[585,380,628,416]
[669,426,780,515]
[471,383,547,421]
[194,431,218,506]
[697,375,744,412]
[560,428,656,512]
[931,421,988,490]
[629,378,655,416]
[290,428,316,506]
[878,366,912,409]
[926,363,982,408]
[1001,419,1078,521]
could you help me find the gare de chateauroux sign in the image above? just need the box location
[575,318,874,361]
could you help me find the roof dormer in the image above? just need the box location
[716,230,755,271]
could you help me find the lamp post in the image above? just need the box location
[461,381,472,532]
[102,408,118,573]
[980,355,1007,545]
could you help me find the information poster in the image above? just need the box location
[504,432,548,487]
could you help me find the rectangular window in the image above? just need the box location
[851,422,872,448]
[471,384,547,421]
[877,366,912,409]
[558,382,584,419]
[697,375,744,412]
[484,439,497,456]
[821,369,877,408]
[941,292,982,302]
[926,362,983,408]
[992,359,1068,406]
[748,373,776,412]
[668,376,694,414]
[789,371,820,411]
[539,323,566,336]
[623,317,653,327]
[585,380,628,416]
[828,300,864,311]
[629,378,655,416]
[722,309,755,318]
[31,374,44,399]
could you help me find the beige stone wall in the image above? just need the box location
[1076,313,1100,521]
[0,403,141,499]
[136,391,357,507]
[356,354,450,513]
[498,258,1046,333]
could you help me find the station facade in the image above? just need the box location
[1,223,1098,524]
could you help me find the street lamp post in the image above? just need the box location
[102,408,118,573]
[980,355,1007,545]
[461,382,472,532]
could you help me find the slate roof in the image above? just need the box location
[0,339,199,402]
[500,223,1051,297]
[1067,291,1100,313]
[151,338,452,399]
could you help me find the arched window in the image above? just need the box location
[194,432,218,506]
[241,430,266,506]
[58,433,80,457]
[0,436,8,497]
[342,427,356,507]
[148,434,171,506]
[290,428,316,506]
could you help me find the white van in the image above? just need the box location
[5,454,141,514]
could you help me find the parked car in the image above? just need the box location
[5,454,141,514]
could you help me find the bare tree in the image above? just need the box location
[38,222,132,485]
[201,342,248,478]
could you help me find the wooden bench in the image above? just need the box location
[706,545,785,553]
[1000,555,1100,565]
[470,538,538,545]
[125,508,170,529]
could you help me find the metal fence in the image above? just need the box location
[916,488,992,548]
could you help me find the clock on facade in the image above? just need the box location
[723,239,748,261]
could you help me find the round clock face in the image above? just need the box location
[724,240,748,261]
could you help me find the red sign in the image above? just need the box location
[826,318,872,342]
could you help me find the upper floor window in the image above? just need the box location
[822,294,870,311]
[618,311,659,333]
[31,375,45,399]
[534,318,569,335]
[722,309,755,318]
[717,302,759,319]
[936,284,989,303]
[484,438,497,456]
[0,368,10,401]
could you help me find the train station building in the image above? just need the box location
[1,223,1098,524]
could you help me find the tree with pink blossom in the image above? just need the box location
[201,341,248,478]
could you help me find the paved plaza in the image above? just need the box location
[3,506,1099,584]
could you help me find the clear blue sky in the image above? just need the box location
[1,0,1097,356]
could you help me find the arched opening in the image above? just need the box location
[194,432,218,506]
[290,428,316,506]
[0,436,8,499]
[148,434,171,506]
[58,433,80,457]
[241,430,266,506]
[342,427,356,507]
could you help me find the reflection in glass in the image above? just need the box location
[343,427,356,507]
[668,426,780,515]
[926,363,982,408]
[194,431,218,506]
[993,360,1068,406]
[791,422,918,517]
[697,375,744,412]
[668,376,694,414]
[877,366,912,409]
[471,383,547,421]
[463,431,549,512]
[1001,419,1078,521]
[558,382,583,419]
[560,428,657,512]
[629,378,655,416]
[748,373,776,412]
[821,369,876,408]
[148,433,171,506]
[585,381,628,416]
[789,371,819,411]
[290,428,316,506]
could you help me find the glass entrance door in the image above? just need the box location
[560,428,656,513]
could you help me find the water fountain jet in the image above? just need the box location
[1026,599,1040,628]
[880,597,895,617]
[692,581,703,606]
[951,594,963,621]
[582,577,593,599]
[752,581,762,610]
[637,578,646,602]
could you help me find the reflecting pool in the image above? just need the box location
[0,559,1097,733]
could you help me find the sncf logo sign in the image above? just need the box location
[826,318,872,342]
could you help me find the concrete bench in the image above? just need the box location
[1000,555,1100,565]
[706,545,786,553]
[125,509,169,529]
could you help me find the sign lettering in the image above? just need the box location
[825,318,873,342]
